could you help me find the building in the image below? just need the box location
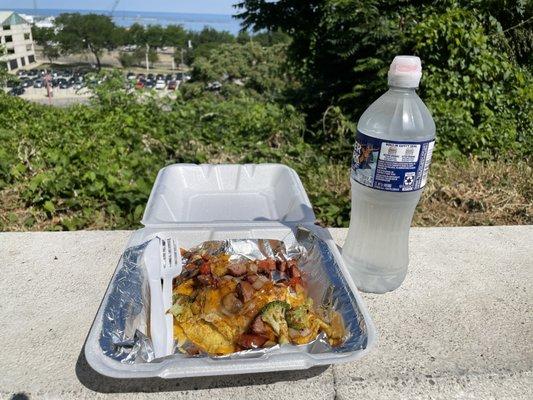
[0,11,36,71]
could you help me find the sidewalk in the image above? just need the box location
[0,226,531,399]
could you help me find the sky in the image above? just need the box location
[0,0,238,15]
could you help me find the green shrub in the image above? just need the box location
[0,86,309,229]
[411,8,533,158]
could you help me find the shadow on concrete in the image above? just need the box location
[9,394,30,400]
[75,344,327,393]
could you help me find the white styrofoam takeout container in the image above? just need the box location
[85,163,376,378]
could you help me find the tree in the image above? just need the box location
[164,25,187,47]
[235,0,532,157]
[145,25,166,50]
[122,23,164,70]
[252,30,291,47]
[54,13,118,70]
[127,23,146,46]
[235,0,400,117]
[179,27,236,66]
[32,26,60,63]
[0,45,9,86]
[189,42,291,100]
[190,27,235,45]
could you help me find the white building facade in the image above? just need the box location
[0,11,37,71]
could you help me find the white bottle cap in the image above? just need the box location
[388,55,422,88]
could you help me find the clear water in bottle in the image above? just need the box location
[342,56,436,294]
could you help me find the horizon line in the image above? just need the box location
[8,7,236,17]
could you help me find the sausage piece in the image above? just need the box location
[236,281,255,303]
[237,333,268,349]
[257,259,276,273]
[227,262,247,276]
[250,315,266,334]
[199,261,211,275]
[196,274,219,287]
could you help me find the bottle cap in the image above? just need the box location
[388,55,422,88]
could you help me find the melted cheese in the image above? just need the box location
[171,256,345,355]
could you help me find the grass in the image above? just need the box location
[415,158,532,226]
[1,158,530,231]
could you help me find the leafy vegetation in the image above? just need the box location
[53,13,119,70]
[32,14,291,70]
[1,1,531,230]
[236,0,532,159]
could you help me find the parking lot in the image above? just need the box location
[5,67,192,105]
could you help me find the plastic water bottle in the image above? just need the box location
[342,56,436,294]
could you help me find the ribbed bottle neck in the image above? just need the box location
[388,86,417,93]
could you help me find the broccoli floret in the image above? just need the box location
[286,305,311,330]
[260,301,290,344]
[168,294,191,317]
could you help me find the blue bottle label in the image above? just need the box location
[351,131,435,192]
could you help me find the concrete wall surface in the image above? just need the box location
[0,226,531,399]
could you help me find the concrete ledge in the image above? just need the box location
[0,226,531,399]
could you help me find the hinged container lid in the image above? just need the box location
[141,164,316,227]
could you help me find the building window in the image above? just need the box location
[5,35,13,43]
[3,25,11,31]
[8,59,17,70]
[24,32,31,40]
[7,48,15,54]
[26,44,33,51]
[20,57,26,66]
[28,55,35,63]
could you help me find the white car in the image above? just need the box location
[155,79,166,90]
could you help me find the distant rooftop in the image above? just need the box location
[0,11,30,26]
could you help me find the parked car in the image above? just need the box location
[165,74,172,82]
[155,79,166,90]
[135,80,145,90]
[127,72,136,80]
[145,80,156,89]
[9,86,25,96]
[27,69,39,79]
[167,80,177,91]
[33,79,44,88]
[147,73,154,80]
[17,70,27,78]
[206,81,222,91]
[59,79,72,89]
[21,79,33,88]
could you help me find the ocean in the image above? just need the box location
[11,8,243,34]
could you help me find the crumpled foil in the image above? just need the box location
[99,227,368,363]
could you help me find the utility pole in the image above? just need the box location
[171,48,176,70]
[145,43,149,73]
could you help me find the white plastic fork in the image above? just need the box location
[160,236,182,356]
[143,238,167,359]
